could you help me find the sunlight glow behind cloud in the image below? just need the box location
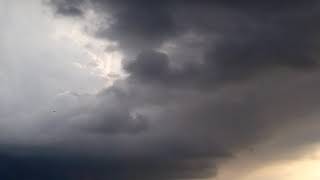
[216,144,320,180]
[51,10,124,86]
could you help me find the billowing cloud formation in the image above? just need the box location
[2,0,320,179]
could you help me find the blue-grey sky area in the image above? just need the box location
[1,0,320,179]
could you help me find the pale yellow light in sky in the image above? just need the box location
[216,145,320,180]
[242,157,320,180]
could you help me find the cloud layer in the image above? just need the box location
[2,0,320,179]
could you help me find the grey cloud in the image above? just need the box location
[72,0,320,85]
[74,105,149,135]
[3,69,320,180]
[0,144,219,180]
[49,0,85,16]
[3,0,320,180]
[23,69,320,180]
[125,51,171,83]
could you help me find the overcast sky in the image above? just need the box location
[1,0,320,179]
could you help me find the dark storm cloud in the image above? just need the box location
[76,104,149,135]
[125,51,171,83]
[51,0,320,59]
[7,0,320,180]
[0,145,217,180]
[83,0,320,85]
[6,69,320,180]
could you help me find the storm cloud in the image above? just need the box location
[1,0,320,179]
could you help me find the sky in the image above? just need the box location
[1,0,320,179]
